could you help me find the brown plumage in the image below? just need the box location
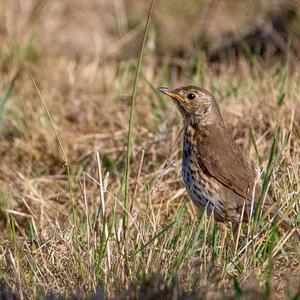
[158,85,299,239]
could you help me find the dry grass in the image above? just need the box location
[0,0,300,299]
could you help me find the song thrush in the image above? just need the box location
[158,85,299,239]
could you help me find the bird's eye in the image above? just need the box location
[187,93,196,100]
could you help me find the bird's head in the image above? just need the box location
[158,85,222,126]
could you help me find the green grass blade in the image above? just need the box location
[277,62,289,107]
[249,126,263,167]
[123,0,155,231]
[0,70,20,131]
[129,221,175,259]
[29,73,76,224]
[254,131,290,224]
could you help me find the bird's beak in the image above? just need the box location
[158,87,184,102]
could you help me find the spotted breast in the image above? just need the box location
[182,126,225,220]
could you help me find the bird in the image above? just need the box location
[158,85,299,240]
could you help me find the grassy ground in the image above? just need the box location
[0,0,300,299]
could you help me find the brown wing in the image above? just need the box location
[193,124,261,201]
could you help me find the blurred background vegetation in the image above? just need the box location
[2,0,300,60]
